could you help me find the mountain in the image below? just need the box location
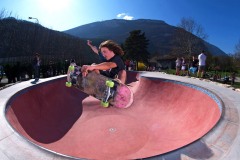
[64,19,227,57]
[204,41,227,56]
[0,17,100,65]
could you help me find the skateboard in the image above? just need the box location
[66,66,133,108]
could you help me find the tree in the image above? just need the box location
[234,39,240,58]
[124,30,150,69]
[173,17,208,72]
[233,39,240,68]
[179,17,208,39]
[0,9,13,20]
[175,17,208,54]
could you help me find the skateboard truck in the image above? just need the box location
[101,80,115,107]
[66,66,81,87]
[66,75,77,87]
[65,70,132,109]
[66,81,72,87]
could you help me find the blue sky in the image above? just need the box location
[1,0,239,54]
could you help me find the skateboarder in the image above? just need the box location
[83,40,126,84]
[66,41,133,108]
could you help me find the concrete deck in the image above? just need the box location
[0,72,240,160]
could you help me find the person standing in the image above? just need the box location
[189,56,199,76]
[175,57,182,75]
[231,72,236,85]
[181,57,187,76]
[0,65,3,82]
[33,53,41,81]
[197,50,207,78]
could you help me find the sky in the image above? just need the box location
[0,0,240,54]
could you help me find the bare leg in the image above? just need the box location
[201,70,205,78]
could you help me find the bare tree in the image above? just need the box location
[179,17,208,39]
[233,39,240,67]
[0,9,5,19]
[176,17,208,54]
[173,17,208,73]
[0,8,12,19]
[235,39,240,54]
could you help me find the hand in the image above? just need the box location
[87,40,92,46]
[81,65,88,77]
[82,71,88,77]
[81,65,95,77]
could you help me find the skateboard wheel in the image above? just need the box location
[69,65,75,71]
[65,82,72,87]
[106,80,114,87]
[101,101,109,108]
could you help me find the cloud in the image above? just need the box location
[117,13,134,20]
[117,13,126,18]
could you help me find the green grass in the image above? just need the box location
[0,82,7,88]
[161,69,240,89]
[164,69,176,75]
[232,82,240,89]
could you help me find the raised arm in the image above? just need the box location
[87,40,99,54]
[87,40,106,62]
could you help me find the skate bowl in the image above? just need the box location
[4,72,223,159]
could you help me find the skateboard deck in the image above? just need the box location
[66,69,133,108]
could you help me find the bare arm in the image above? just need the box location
[87,40,99,54]
[81,62,117,76]
[117,70,126,84]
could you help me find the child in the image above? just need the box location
[181,57,187,76]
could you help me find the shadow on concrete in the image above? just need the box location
[146,140,213,160]
[6,78,88,143]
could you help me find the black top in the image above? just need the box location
[98,52,106,62]
[100,55,125,78]
[192,59,199,67]
[32,57,40,67]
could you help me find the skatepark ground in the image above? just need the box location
[0,71,240,160]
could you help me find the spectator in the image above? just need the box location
[181,57,187,76]
[175,57,182,75]
[197,50,207,78]
[231,72,236,85]
[125,59,130,70]
[189,56,199,76]
[0,65,3,82]
[130,60,134,71]
[32,53,41,81]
